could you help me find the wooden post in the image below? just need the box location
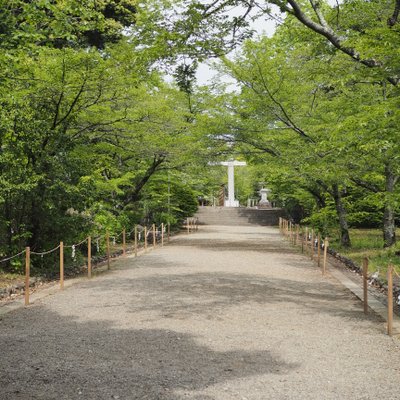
[161,223,164,247]
[88,237,92,278]
[187,218,190,234]
[323,238,328,275]
[144,226,148,251]
[60,241,64,290]
[296,225,299,244]
[301,227,304,254]
[289,222,293,243]
[25,247,30,306]
[122,229,126,257]
[363,258,368,315]
[305,227,309,255]
[310,229,314,260]
[134,226,138,256]
[317,233,321,268]
[167,222,170,242]
[387,265,393,336]
[152,224,156,248]
[106,232,110,270]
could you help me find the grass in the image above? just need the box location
[330,228,400,282]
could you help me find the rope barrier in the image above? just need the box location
[64,237,88,249]
[0,222,171,269]
[114,230,123,238]
[0,249,26,263]
[31,244,61,256]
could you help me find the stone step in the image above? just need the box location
[194,207,285,226]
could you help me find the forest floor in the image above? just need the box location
[1,225,400,400]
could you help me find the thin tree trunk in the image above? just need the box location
[383,164,398,247]
[124,154,166,205]
[332,184,351,248]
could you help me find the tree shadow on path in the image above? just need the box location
[87,270,382,326]
[0,307,298,400]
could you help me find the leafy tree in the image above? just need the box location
[0,0,137,49]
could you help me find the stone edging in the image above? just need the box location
[327,247,400,299]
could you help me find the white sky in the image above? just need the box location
[195,0,340,87]
[196,9,278,87]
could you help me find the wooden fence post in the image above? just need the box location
[387,265,393,336]
[305,227,309,255]
[88,236,92,278]
[134,226,138,257]
[168,222,170,242]
[153,224,156,248]
[363,257,368,315]
[144,226,148,251]
[122,229,126,257]
[106,232,110,270]
[187,218,190,234]
[25,247,30,306]
[323,238,328,275]
[161,223,164,247]
[317,233,321,268]
[311,229,314,260]
[301,227,304,254]
[60,241,64,290]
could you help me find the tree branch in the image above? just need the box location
[350,177,381,193]
[388,0,400,26]
[281,0,385,70]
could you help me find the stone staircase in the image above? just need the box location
[194,206,285,226]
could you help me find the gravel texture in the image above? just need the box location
[1,225,400,400]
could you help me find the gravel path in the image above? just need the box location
[1,225,400,400]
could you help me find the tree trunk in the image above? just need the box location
[332,184,351,248]
[383,164,398,247]
[124,154,166,205]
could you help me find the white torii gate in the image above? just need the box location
[219,160,247,207]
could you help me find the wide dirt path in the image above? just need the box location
[1,225,400,400]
